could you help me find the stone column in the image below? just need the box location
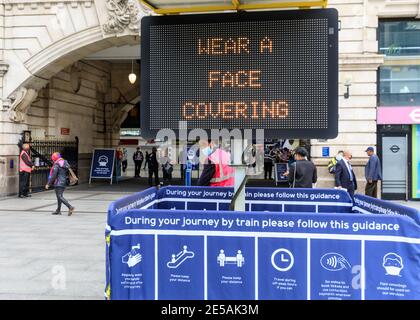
[312,0,385,190]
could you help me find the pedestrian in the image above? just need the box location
[121,147,128,173]
[264,145,274,180]
[143,151,149,170]
[180,149,185,181]
[364,146,382,198]
[161,151,173,185]
[133,146,144,177]
[45,152,75,216]
[18,143,35,198]
[148,147,160,186]
[198,140,235,187]
[284,147,317,188]
[335,150,358,200]
[327,150,344,174]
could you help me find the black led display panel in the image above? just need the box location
[141,9,338,139]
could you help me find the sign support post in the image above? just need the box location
[229,139,250,211]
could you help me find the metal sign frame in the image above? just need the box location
[140,0,328,15]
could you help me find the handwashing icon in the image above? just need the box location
[167,245,195,269]
[122,244,142,268]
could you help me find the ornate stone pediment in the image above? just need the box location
[103,0,141,34]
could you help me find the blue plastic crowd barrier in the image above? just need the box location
[105,187,420,300]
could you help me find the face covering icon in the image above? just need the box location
[383,253,403,276]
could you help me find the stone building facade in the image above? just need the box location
[0,0,419,196]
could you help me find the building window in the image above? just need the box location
[379,65,420,106]
[379,20,420,56]
[379,20,420,106]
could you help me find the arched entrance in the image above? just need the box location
[0,0,143,196]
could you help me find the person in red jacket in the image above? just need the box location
[198,140,235,187]
[18,143,34,198]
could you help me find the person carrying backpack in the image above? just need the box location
[327,150,344,174]
[45,152,75,216]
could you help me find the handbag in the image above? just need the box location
[68,167,79,186]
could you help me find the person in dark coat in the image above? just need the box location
[147,147,160,186]
[285,147,317,188]
[335,150,358,200]
[45,152,75,216]
[133,147,144,178]
[143,151,149,170]
[364,146,382,198]
[264,146,274,180]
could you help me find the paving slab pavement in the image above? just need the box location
[0,180,148,300]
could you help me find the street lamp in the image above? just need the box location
[343,74,352,99]
[129,60,137,84]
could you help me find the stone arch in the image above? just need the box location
[3,0,144,121]
[112,95,141,133]
[7,31,139,124]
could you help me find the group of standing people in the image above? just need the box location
[264,146,294,180]
[18,141,383,213]
[132,146,173,186]
[328,147,382,199]
[264,144,382,201]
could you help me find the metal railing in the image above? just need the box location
[24,137,79,193]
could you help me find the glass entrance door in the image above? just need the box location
[381,135,408,200]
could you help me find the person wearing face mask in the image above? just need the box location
[197,140,235,187]
[327,150,344,175]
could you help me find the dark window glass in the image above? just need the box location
[379,65,420,106]
[379,21,420,56]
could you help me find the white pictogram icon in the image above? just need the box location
[271,248,294,272]
[167,245,195,269]
[383,253,403,277]
[217,249,244,267]
[122,244,142,268]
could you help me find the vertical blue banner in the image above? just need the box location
[310,239,361,300]
[258,238,307,300]
[110,235,155,300]
[157,235,205,300]
[207,236,255,300]
[365,241,420,300]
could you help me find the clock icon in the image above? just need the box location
[271,248,294,272]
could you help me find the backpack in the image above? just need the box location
[327,158,337,174]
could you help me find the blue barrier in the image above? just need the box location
[354,194,420,226]
[105,187,420,300]
[157,186,353,213]
[107,187,158,222]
